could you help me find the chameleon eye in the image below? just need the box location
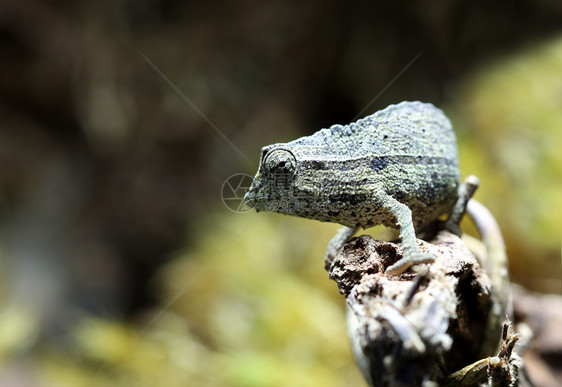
[263,149,296,175]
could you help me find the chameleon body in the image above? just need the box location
[244,101,461,274]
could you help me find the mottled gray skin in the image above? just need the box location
[244,101,461,274]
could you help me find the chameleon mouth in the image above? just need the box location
[241,181,261,211]
[241,191,269,213]
[240,192,254,211]
[242,179,271,212]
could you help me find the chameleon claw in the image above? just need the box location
[385,252,435,275]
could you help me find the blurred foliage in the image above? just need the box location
[0,306,38,361]
[1,1,562,385]
[29,35,559,384]
[2,214,363,386]
[452,36,562,293]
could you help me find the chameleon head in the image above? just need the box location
[243,146,305,215]
[243,143,351,223]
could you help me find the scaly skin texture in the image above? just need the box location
[244,101,461,274]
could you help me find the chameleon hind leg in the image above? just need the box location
[445,175,480,236]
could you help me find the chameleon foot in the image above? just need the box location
[385,252,435,275]
[325,226,359,270]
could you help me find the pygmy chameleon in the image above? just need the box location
[243,101,461,275]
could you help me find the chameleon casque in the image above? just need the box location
[243,101,461,275]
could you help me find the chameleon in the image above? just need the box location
[243,101,462,275]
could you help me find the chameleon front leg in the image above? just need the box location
[381,194,434,275]
[386,176,481,275]
[325,226,359,270]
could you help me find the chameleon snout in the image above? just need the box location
[242,177,264,211]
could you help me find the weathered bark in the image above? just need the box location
[327,228,521,386]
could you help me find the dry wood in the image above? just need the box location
[328,229,520,386]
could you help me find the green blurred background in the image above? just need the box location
[0,1,561,386]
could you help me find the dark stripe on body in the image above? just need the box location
[302,155,455,171]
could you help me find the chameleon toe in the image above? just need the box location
[385,253,435,275]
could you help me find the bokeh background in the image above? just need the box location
[0,1,561,386]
